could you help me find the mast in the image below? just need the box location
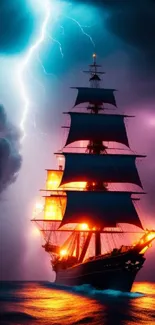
[88,56,107,201]
[86,54,104,255]
[86,53,107,255]
[85,54,107,160]
[79,232,92,263]
[76,232,80,259]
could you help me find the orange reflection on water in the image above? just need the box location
[132,282,155,295]
[20,283,103,325]
[132,282,155,311]
[2,282,155,325]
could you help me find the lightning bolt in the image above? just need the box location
[65,16,95,47]
[18,0,51,141]
[18,0,95,142]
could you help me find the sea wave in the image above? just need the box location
[72,284,145,298]
[43,282,145,300]
[0,311,36,322]
[0,282,154,325]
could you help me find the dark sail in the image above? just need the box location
[72,87,116,107]
[65,112,130,147]
[59,191,143,229]
[59,153,144,187]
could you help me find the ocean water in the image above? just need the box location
[0,282,155,325]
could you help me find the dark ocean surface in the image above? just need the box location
[0,281,155,325]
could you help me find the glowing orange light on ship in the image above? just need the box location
[139,246,149,255]
[60,249,67,256]
[146,232,155,242]
[134,231,155,251]
[63,182,86,190]
[80,223,89,230]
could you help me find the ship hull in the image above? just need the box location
[55,251,145,292]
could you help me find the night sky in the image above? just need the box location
[0,0,155,281]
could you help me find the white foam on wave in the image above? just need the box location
[46,281,145,299]
[72,284,144,298]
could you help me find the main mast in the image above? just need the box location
[85,54,106,256]
[85,54,108,188]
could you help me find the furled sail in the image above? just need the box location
[60,153,144,187]
[65,112,130,147]
[58,191,143,229]
[72,87,116,107]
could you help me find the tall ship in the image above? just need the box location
[32,54,155,292]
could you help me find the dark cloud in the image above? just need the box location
[0,0,36,54]
[103,0,155,64]
[73,0,155,72]
[0,105,22,192]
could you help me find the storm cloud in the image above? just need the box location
[74,0,155,72]
[0,0,36,54]
[0,105,22,192]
